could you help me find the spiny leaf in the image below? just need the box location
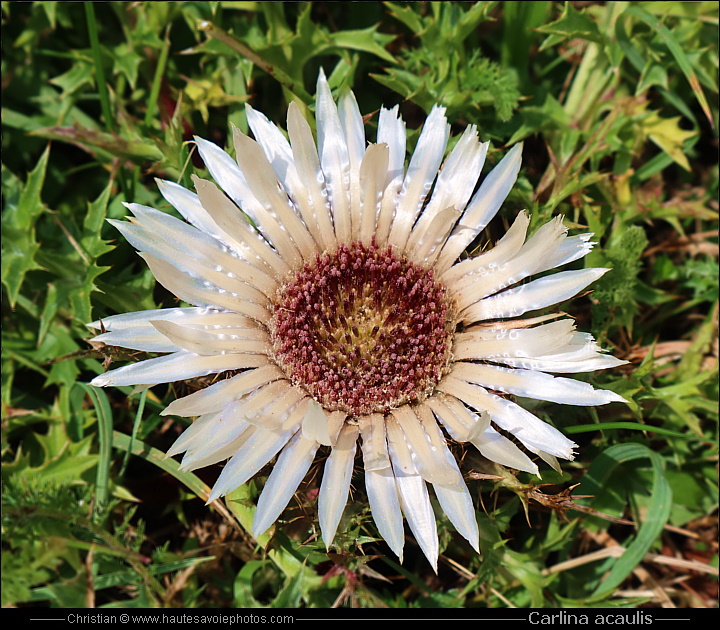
[642,112,697,171]
[537,2,606,50]
[328,26,397,65]
[1,146,50,306]
[3,436,97,484]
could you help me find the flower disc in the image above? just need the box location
[270,241,456,416]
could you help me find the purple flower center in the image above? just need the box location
[270,241,456,416]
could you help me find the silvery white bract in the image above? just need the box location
[90,70,626,570]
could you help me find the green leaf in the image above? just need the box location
[233,560,264,607]
[578,444,672,601]
[546,170,609,211]
[30,125,164,163]
[648,369,718,436]
[370,68,422,101]
[501,0,550,86]
[637,63,669,94]
[10,144,50,226]
[624,5,715,129]
[661,468,716,527]
[49,57,93,95]
[81,384,113,523]
[384,1,424,33]
[41,567,89,608]
[4,435,97,484]
[508,92,570,145]
[1,146,50,306]
[40,1,59,29]
[1,108,49,134]
[502,548,545,607]
[270,569,306,608]
[112,41,141,88]
[375,2,519,125]
[565,421,717,446]
[68,557,216,593]
[589,225,649,335]
[329,27,396,65]
[537,3,606,51]
[642,112,697,171]
[62,183,115,324]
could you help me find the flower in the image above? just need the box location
[89,70,626,569]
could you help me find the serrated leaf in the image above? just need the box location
[328,27,396,64]
[112,42,142,88]
[254,3,395,84]
[649,370,717,436]
[49,58,94,95]
[384,1,424,33]
[370,69,423,101]
[69,264,111,325]
[82,183,113,250]
[547,170,609,211]
[5,435,97,483]
[642,112,697,171]
[54,184,117,325]
[537,3,605,50]
[1,146,50,306]
[36,451,99,482]
[453,1,498,43]
[35,254,110,342]
[12,147,49,227]
[508,93,570,144]
[637,63,669,95]
[373,4,519,124]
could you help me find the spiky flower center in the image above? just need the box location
[270,241,456,416]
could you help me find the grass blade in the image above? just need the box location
[145,27,172,128]
[579,443,672,601]
[564,421,718,446]
[80,384,113,523]
[84,2,115,133]
[119,389,147,478]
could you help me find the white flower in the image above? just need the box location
[90,70,627,570]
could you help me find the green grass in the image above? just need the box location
[2,1,718,610]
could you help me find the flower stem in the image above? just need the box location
[145,27,172,128]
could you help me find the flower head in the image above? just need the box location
[90,71,626,569]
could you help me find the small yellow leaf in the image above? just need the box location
[643,113,697,171]
[183,77,244,124]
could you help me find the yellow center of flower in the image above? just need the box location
[270,241,456,417]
